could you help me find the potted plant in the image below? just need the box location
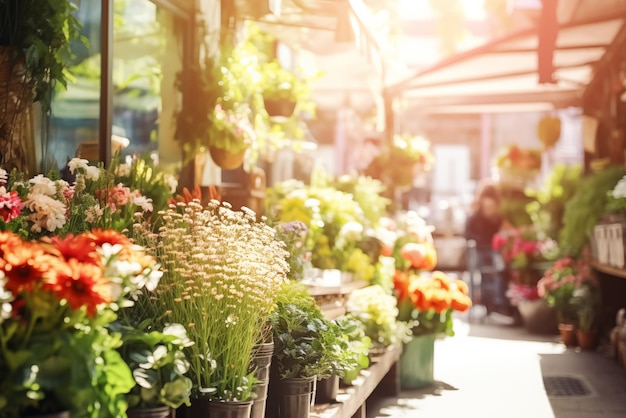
[134,200,289,417]
[113,320,194,417]
[267,281,357,417]
[0,229,162,418]
[571,284,602,350]
[393,265,471,389]
[537,254,597,347]
[0,0,83,172]
[259,60,310,118]
[322,315,371,391]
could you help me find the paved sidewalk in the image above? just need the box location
[367,315,626,418]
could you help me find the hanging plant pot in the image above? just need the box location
[263,98,296,118]
[127,406,171,418]
[209,146,247,170]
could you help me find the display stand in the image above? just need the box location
[311,344,402,418]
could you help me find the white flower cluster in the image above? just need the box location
[99,242,163,306]
[24,174,70,233]
[612,175,626,199]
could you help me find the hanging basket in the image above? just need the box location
[209,146,247,170]
[263,98,296,118]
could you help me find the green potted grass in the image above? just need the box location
[135,200,289,418]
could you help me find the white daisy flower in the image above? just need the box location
[67,158,89,174]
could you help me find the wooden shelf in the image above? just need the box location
[311,344,402,418]
[306,280,369,297]
[591,261,626,279]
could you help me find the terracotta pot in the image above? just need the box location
[558,323,578,347]
[576,329,599,351]
[263,98,296,118]
[209,146,246,170]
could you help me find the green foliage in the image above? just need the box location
[332,316,371,384]
[0,0,85,110]
[114,321,193,409]
[0,319,134,418]
[570,285,601,331]
[332,175,390,226]
[269,282,358,379]
[497,186,534,227]
[559,166,626,257]
[525,164,582,240]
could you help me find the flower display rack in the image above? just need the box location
[311,344,402,418]
[307,280,369,319]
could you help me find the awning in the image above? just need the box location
[387,6,626,114]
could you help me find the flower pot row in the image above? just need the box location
[558,323,600,350]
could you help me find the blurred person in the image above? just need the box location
[464,181,512,316]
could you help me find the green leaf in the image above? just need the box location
[133,368,158,389]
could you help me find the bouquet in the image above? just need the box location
[394,270,471,337]
[537,254,597,323]
[0,229,162,417]
[0,156,175,240]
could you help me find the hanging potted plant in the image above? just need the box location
[260,60,313,119]
[207,103,256,170]
[0,0,83,172]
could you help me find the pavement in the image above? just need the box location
[366,310,626,418]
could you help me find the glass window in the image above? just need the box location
[112,0,183,166]
[45,0,184,171]
[46,0,102,170]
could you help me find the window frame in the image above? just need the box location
[98,0,195,165]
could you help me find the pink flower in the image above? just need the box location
[0,188,22,222]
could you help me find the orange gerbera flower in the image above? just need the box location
[393,270,411,301]
[431,270,450,290]
[451,291,472,312]
[2,242,59,294]
[451,279,469,296]
[85,229,132,248]
[54,259,112,316]
[50,234,101,265]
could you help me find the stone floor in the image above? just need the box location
[366,311,626,418]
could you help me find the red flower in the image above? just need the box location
[1,242,60,294]
[50,234,101,265]
[53,259,112,316]
[0,189,22,222]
